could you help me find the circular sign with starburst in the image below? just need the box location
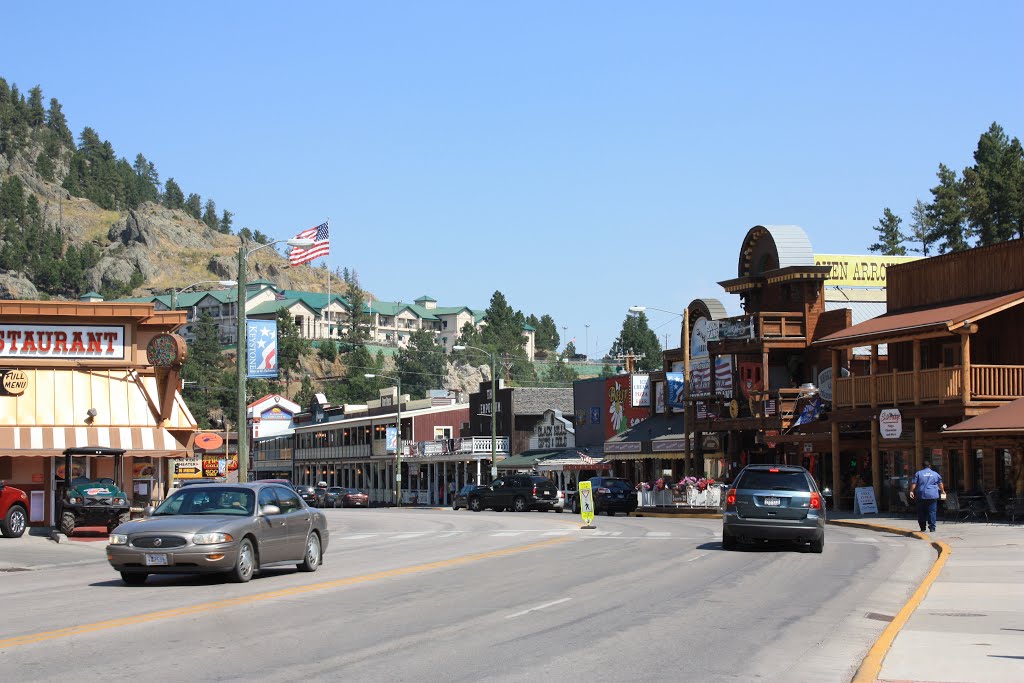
[147,333,187,367]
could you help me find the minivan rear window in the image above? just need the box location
[735,470,810,492]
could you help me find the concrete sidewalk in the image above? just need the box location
[0,527,108,571]
[831,513,1024,683]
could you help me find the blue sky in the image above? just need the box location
[3,2,1022,360]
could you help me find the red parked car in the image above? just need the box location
[1,481,29,538]
[340,488,369,508]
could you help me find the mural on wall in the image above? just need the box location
[605,376,647,440]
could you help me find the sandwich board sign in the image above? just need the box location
[578,481,595,527]
[854,486,878,515]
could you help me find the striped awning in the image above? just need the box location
[606,452,688,461]
[0,426,190,457]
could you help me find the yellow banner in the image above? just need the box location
[814,254,920,288]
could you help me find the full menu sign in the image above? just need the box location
[0,324,126,360]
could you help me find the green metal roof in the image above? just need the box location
[247,298,317,316]
[280,290,351,312]
[79,291,103,299]
[367,301,440,321]
[495,450,562,470]
[414,295,436,302]
[522,323,536,331]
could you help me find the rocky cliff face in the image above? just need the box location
[0,144,342,299]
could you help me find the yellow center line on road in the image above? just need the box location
[0,536,573,650]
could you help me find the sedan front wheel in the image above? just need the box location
[229,538,255,583]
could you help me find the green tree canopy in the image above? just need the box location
[962,122,1024,245]
[276,308,311,388]
[163,177,185,209]
[609,311,662,372]
[395,328,448,399]
[868,208,908,255]
[926,163,970,253]
[544,354,579,386]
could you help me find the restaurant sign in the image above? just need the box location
[0,324,126,360]
[0,368,29,395]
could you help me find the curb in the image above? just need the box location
[828,520,952,683]
[631,511,722,519]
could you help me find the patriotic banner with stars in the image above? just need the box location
[246,319,278,378]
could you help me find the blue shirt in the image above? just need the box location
[912,467,942,499]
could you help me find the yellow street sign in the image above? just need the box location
[578,481,595,527]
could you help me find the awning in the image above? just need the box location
[606,452,687,461]
[0,426,191,457]
[943,397,1024,436]
[495,451,560,470]
[814,290,1024,348]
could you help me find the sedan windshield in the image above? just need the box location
[154,488,255,516]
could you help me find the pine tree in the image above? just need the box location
[341,268,372,345]
[219,209,233,234]
[908,199,933,256]
[185,193,202,219]
[202,199,218,229]
[395,328,447,399]
[925,164,970,253]
[868,208,908,255]
[181,312,227,424]
[276,308,311,391]
[45,98,72,144]
[163,178,185,209]
[544,353,579,386]
[610,311,662,372]
[962,122,1024,245]
[26,86,45,127]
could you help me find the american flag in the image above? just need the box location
[288,221,330,266]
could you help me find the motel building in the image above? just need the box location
[0,300,197,527]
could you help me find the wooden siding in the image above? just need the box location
[888,239,1024,311]
[833,364,1024,407]
[412,407,469,441]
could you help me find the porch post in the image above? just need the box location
[962,439,974,491]
[870,344,881,504]
[831,349,842,510]
[960,331,972,404]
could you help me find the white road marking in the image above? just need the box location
[506,597,573,619]
[392,533,427,539]
[645,531,671,537]
[437,531,466,537]
[339,534,377,540]
[542,530,572,536]
[491,531,523,537]
[853,536,879,543]
[687,553,708,562]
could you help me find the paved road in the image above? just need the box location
[0,509,933,683]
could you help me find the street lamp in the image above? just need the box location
[235,237,314,485]
[453,345,498,480]
[629,305,693,472]
[170,280,236,310]
[364,373,402,506]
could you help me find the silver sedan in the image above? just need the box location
[107,483,329,585]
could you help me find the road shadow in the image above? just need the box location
[697,540,815,553]
[90,566,301,588]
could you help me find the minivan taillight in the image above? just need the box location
[809,492,822,510]
[597,487,610,494]
[726,489,736,506]
[532,485,537,495]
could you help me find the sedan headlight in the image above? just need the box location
[109,534,128,545]
[68,496,78,504]
[193,532,233,545]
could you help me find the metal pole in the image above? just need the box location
[490,353,497,481]
[396,375,402,507]
[236,246,248,484]
[171,289,177,311]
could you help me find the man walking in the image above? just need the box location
[909,459,945,533]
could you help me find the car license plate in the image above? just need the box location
[145,553,169,566]
[763,496,781,507]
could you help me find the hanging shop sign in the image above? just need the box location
[195,432,225,451]
[817,366,850,402]
[814,254,920,288]
[631,374,650,407]
[879,408,903,439]
[0,324,125,360]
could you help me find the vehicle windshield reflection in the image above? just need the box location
[153,487,255,516]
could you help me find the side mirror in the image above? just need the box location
[261,504,281,516]
[144,505,155,517]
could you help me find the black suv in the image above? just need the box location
[468,475,559,512]
[293,485,321,507]
[572,476,637,515]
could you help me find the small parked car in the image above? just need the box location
[107,483,329,585]
[293,485,321,507]
[572,477,637,516]
[323,487,345,508]
[452,484,483,510]
[467,475,559,512]
[722,464,825,553]
[0,481,29,538]
[339,488,369,508]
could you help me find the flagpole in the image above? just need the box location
[325,217,330,340]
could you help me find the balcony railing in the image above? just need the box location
[832,364,1024,408]
[712,312,806,345]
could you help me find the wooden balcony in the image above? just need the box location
[832,364,1024,408]
[710,312,807,352]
